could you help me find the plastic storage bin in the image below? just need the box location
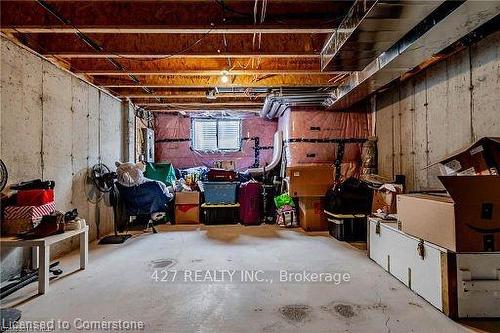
[202,182,239,204]
[327,217,367,241]
[202,203,240,225]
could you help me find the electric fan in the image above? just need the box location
[0,159,8,192]
[87,163,131,244]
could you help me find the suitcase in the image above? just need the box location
[368,217,500,318]
[239,181,262,225]
[16,189,54,206]
[207,169,237,182]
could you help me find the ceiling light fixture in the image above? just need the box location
[220,70,230,84]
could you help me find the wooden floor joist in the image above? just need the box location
[0,0,352,33]
[139,102,262,107]
[0,0,353,109]
[83,70,344,76]
[98,74,342,87]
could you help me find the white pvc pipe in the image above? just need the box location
[246,130,283,176]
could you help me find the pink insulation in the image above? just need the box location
[278,106,371,178]
[154,113,277,171]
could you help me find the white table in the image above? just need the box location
[0,226,88,295]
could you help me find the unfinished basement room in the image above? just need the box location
[0,0,499,332]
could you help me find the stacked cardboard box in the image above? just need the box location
[284,164,333,232]
[369,137,500,318]
[174,191,200,224]
[397,137,500,252]
[1,189,56,236]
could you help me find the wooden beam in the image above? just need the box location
[52,53,321,59]
[139,102,262,107]
[97,74,340,88]
[83,69,345,76]
[2,27,336,34]
[64,57,324,72]
[0,1,352,33]
[26,33,327,57]
[132,96,264,104]
[118,92,267,101]
[148,109,261,114]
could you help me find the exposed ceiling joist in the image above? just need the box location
[1,27,337,34]
[0,0,352,34]
[49,53,321,59]
[25,33,327,57]
[98,73,341,87]
[139,102,262,107]
[82,70,345,76]
[148,109,261,114]
[0,0,354,108]
[123,93,266,99]
[65,57,323,71]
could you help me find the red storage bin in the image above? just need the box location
[16,189,54,206]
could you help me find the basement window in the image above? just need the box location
[191,118,242,152]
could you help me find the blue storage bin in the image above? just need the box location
[203,182,239,204]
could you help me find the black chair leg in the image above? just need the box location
[145,219,158,234]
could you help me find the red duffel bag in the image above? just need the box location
[16,189,55,206]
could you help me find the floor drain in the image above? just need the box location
[150,259,176,269]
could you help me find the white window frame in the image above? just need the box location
[191,118,242,152]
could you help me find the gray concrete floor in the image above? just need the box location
[1,225,493,332]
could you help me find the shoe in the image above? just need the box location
[66,217,85,230]
[64,208,78,222]
[18,211,65,239]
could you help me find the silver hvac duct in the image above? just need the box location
[276,104,289,118]
[259,97,274,118]
[260,91,336,119]
[329,0,500,109]
[321,0,446,71]
[267,101,281,119]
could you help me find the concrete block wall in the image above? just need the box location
[0,38,131,281]
[374,31,500,191]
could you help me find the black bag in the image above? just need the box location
[325,177,373,215]
[10,179,55,190]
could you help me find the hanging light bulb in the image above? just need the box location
[220,70,230,83]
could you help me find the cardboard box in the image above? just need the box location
[175,191,200,205]
[397,175,500,252]
[286,164,335,197]
[214,160,235,171]
[175,204,200,224]
[426,137,499,176]
[299,197,328,231]
[2,201,56,235]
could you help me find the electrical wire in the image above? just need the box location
[34,0,218,114]
[36,0,216,63]
[213,0,344,27]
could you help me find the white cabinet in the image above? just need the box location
[368,218,500,318]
